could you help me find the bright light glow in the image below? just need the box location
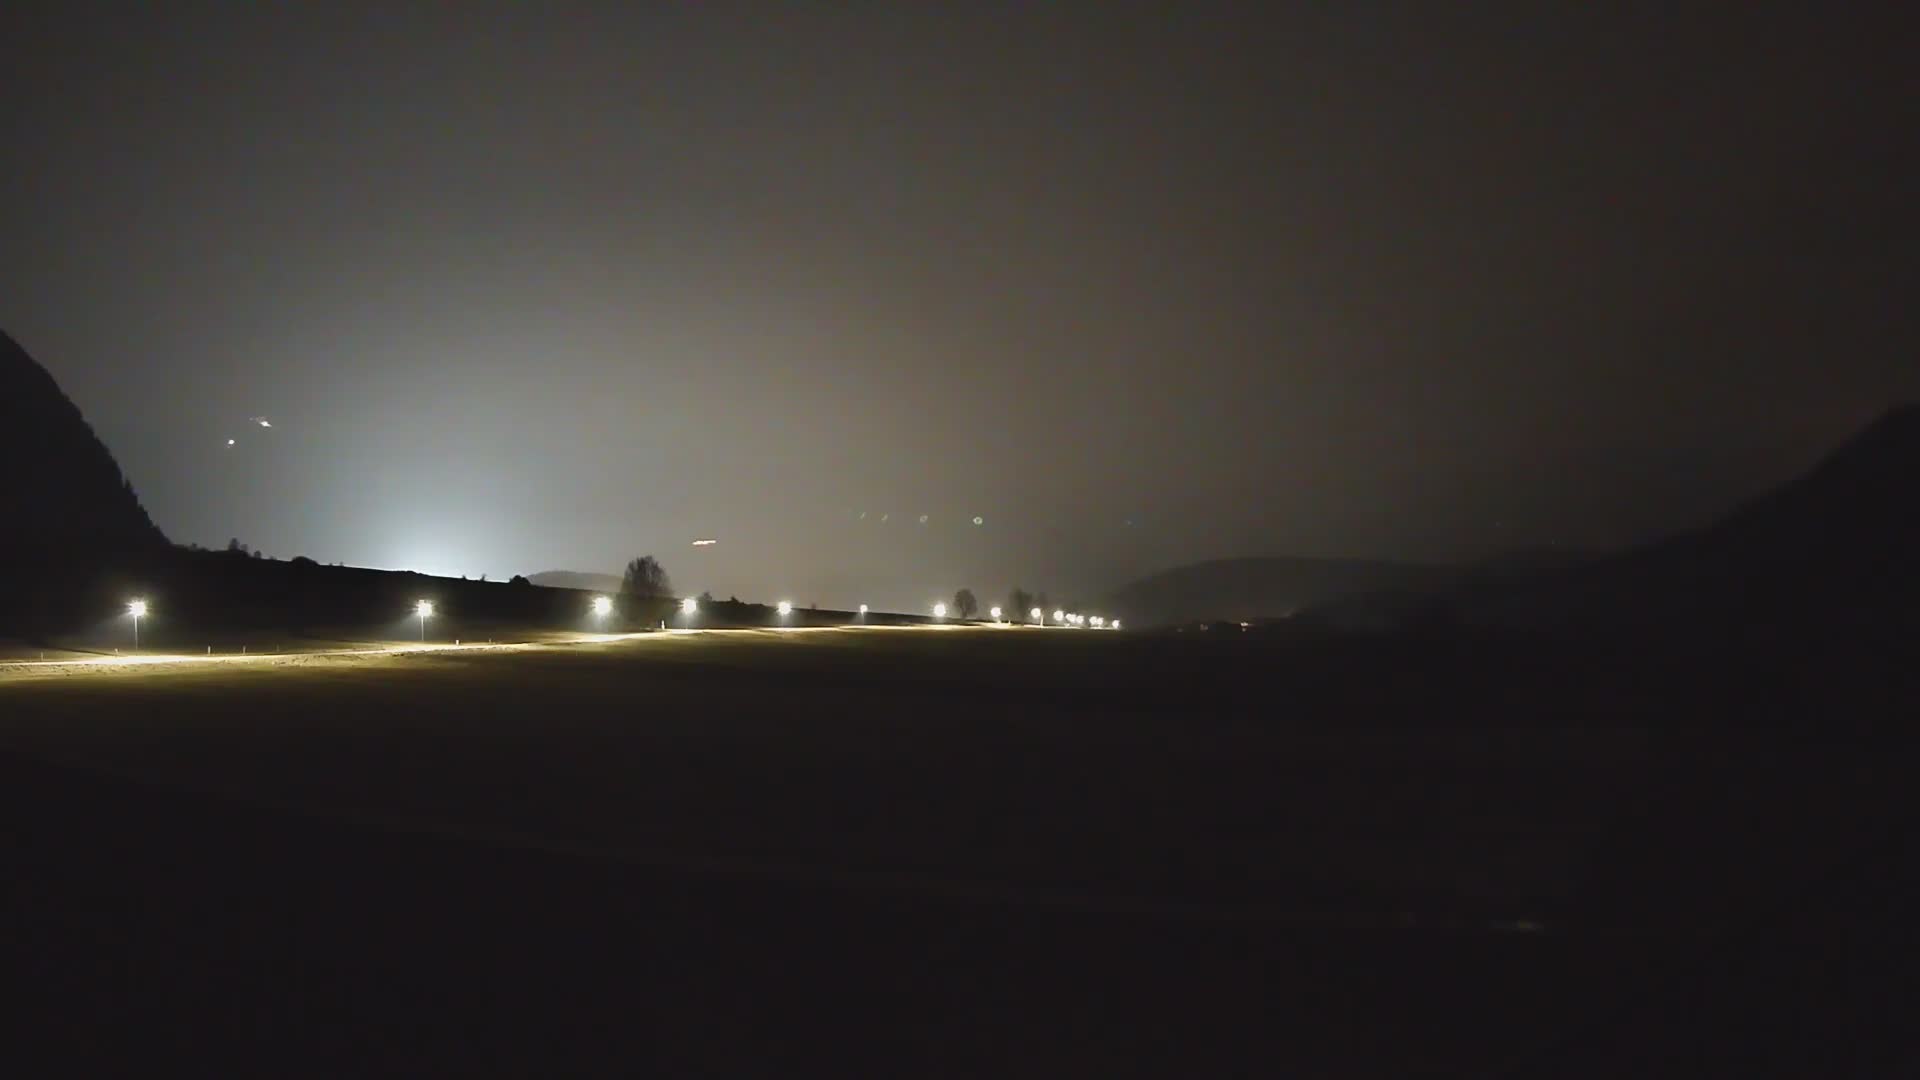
[415,600,434,617]
[1030,607,1043,622]
[225,438,235,446]
[691,538,717,546]
[776,601,793,616]
[933,602,947,618]
[1052,610,1065,623]
[127,599,147,618]
[591,596,612,616]
[1091,616,1105,627]
[681,596,698,615]
[1111,620,1121,630]
[989,606,1002,620]
[858,604,869,614]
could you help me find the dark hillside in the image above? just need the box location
[0,329,166,556]
[1101,557,1453,627]
[0,329,168,627]
[1462,404,1920,642]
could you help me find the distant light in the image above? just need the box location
[591,596,612,616]
[1052,610,1065,623]
[777,601,792,616]
[933,602,947,618]
[256,418,271,428]
[225,438,235,447]
[1111,620,1122,630]
[127,599,147,618]
[972,516,983,526]
[989,606,1002,620]
[416,600,434,617]
[691,538,717,546]
[1030,607,1043,623]
[681,596,698,615]
[858,604,869,615]
[1091,616,1104,627]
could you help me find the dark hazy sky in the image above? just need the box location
[2,3,1912,608]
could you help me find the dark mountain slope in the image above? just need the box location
[1464,404,1920,639]
[0,328,167,561]
[1101,556,1454,627]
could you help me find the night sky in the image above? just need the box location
[2,4,1911,608]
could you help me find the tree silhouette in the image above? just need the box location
[1008,587,1034,620]
[622,555,672,598]
[952,587,979,619]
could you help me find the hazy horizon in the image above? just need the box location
[4,4,1912,608]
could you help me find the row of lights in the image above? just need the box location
[590,595,1124,631]
[115,593,1119,651]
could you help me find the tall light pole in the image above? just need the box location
[416,599,433,642]
[127,599,147,651]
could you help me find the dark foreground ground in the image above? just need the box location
[2,627,1915,1074]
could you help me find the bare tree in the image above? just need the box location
[952,587,979,620]
[622,555,672,598]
